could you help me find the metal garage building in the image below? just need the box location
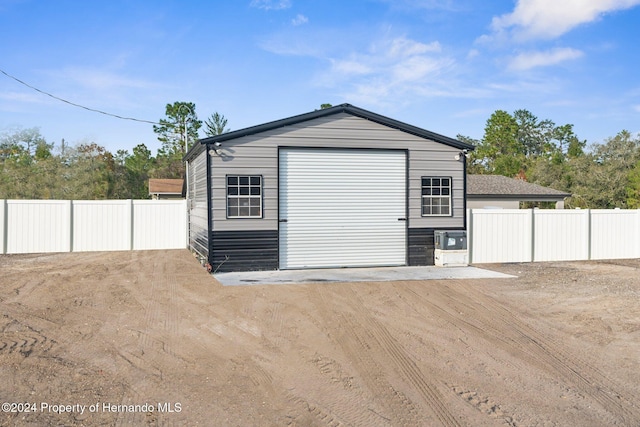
[184,104,474,272]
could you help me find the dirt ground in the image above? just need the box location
[1,250,639,427]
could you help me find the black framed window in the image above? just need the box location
[421,177,452,216]
[227,175,262,218]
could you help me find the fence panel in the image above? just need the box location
[133,200,187,250]
[590,209,640,260]
[6,200,71,254]
[533,210,589,262]
[0,199,186,254]
[73,200,132,252]
[468,209,532,263]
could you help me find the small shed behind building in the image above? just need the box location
[467,175,570,209]
[149,179,184,200]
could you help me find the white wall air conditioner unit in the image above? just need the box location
[434,230,468,267]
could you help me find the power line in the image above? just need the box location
[0,67,160,125]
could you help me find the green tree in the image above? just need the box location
[471,110,523,176]
[513,109,556,158]
[124,144,154,198]
[0,128,59,198]
[153,102,202,155]
[65,142,117,199]
[153,101,202,179]
[566,131,639,208]
[627,159,640,209]
[203,112,229,136]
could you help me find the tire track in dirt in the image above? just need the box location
[450,385,516,426]
[115,269,184,427]
[269,301,285,347]
[285,393,350,427]
[309,286,429,426]
[289,348,392,427]
[0,312,56,358]
[452,281,640,424]
[140,274,181,358]
[402,281,640,426]
[341,287,461,427]
[10,278,45,299]
[277,303,387,425]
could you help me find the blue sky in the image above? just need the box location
[1,0,640,154]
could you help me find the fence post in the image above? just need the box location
[467,208,473,264]
[637,209,640,258]
[1,200,6,255]
[69,200,74,252]
[127,199,134,250]
[586,209,592,260]
[530,208,535,262]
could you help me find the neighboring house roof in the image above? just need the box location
[148,179,184,195]
[467,175,571,201]
[185,103,475,161]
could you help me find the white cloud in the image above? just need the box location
[0,91,49,106]
[633,105,640,113]
[317,36,458,105]
[490,0,640,41]
[392,55,449,81]
[291,14,308,26]
[388,38,441,57]
[250,0,291,10]
[331,59,372,76]
[508,47,584,71]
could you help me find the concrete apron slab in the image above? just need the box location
[214,265,515,286]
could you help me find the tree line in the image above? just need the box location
[1,103,639,208]
[0,102,227,199]
[458,109,640,208]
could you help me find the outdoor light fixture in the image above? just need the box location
[209,142,223,156]
[454,149,470,161]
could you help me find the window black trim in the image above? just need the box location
[421,176,453,217]
[226,174,263,219]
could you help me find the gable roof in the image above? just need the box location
[185,103,474,161]
[467,175,571,201]
[148,178,184,195]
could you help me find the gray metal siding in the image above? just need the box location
[188,150,209,259]
[210,113,465,232]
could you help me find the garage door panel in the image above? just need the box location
[279,148,407,269]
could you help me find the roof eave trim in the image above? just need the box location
[186,103,474,162]
[467,194,571,200]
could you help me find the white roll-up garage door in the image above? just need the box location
[279,148,407,269]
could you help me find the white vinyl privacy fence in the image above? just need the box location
[3,201,639,263]
[0,199,187,254]
[467,209,640,264]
